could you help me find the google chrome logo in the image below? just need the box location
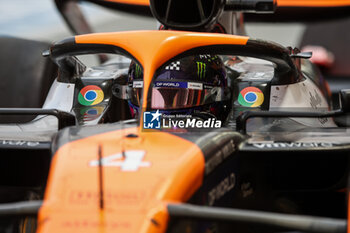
[78,85,104,106]
[238,87,264,107]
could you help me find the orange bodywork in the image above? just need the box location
[37,127,205,233]
[104,0,149,6]
[277,0,350,7]
[101,0,350,7]
[37,31,249,233]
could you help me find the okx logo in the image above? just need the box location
[143,110,162,129]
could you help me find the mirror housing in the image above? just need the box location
[150,0,225,31]
[339,89,350,113]
[150,0,275,31]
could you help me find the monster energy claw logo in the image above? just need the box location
[135,64,142,78]
[197,62,206,79]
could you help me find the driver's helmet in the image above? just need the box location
[128,55,232,121]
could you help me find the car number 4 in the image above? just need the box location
[89,150,151,171]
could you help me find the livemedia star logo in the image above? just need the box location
[143,110,162,129]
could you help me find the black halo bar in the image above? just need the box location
[168,203,347,233]
[0,200,43,216]
[236,109,344,134]
[0,108,76,129]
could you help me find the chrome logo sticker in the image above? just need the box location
[80,106,104,121]
[238,87,264,107]
[78,85,104,106]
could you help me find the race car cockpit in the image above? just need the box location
[128,55,232,123]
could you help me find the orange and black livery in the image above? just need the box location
[0,1,349,233]
[34,30,349,233]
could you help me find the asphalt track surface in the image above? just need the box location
[0,0,305,47]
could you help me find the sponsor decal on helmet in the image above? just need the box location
[165,61,181,71]
[187,82,203,90]
[78,85,104,106]
[134,64,142,78]
[133,80,144,88]
[199,54,211,59]
[197,61,206,79]
[155,81,183,88]
[154,81,203,90]
[238,87,264,107]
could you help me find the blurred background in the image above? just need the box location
[0,0,305,47]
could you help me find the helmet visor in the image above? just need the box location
[151,80,229,109]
